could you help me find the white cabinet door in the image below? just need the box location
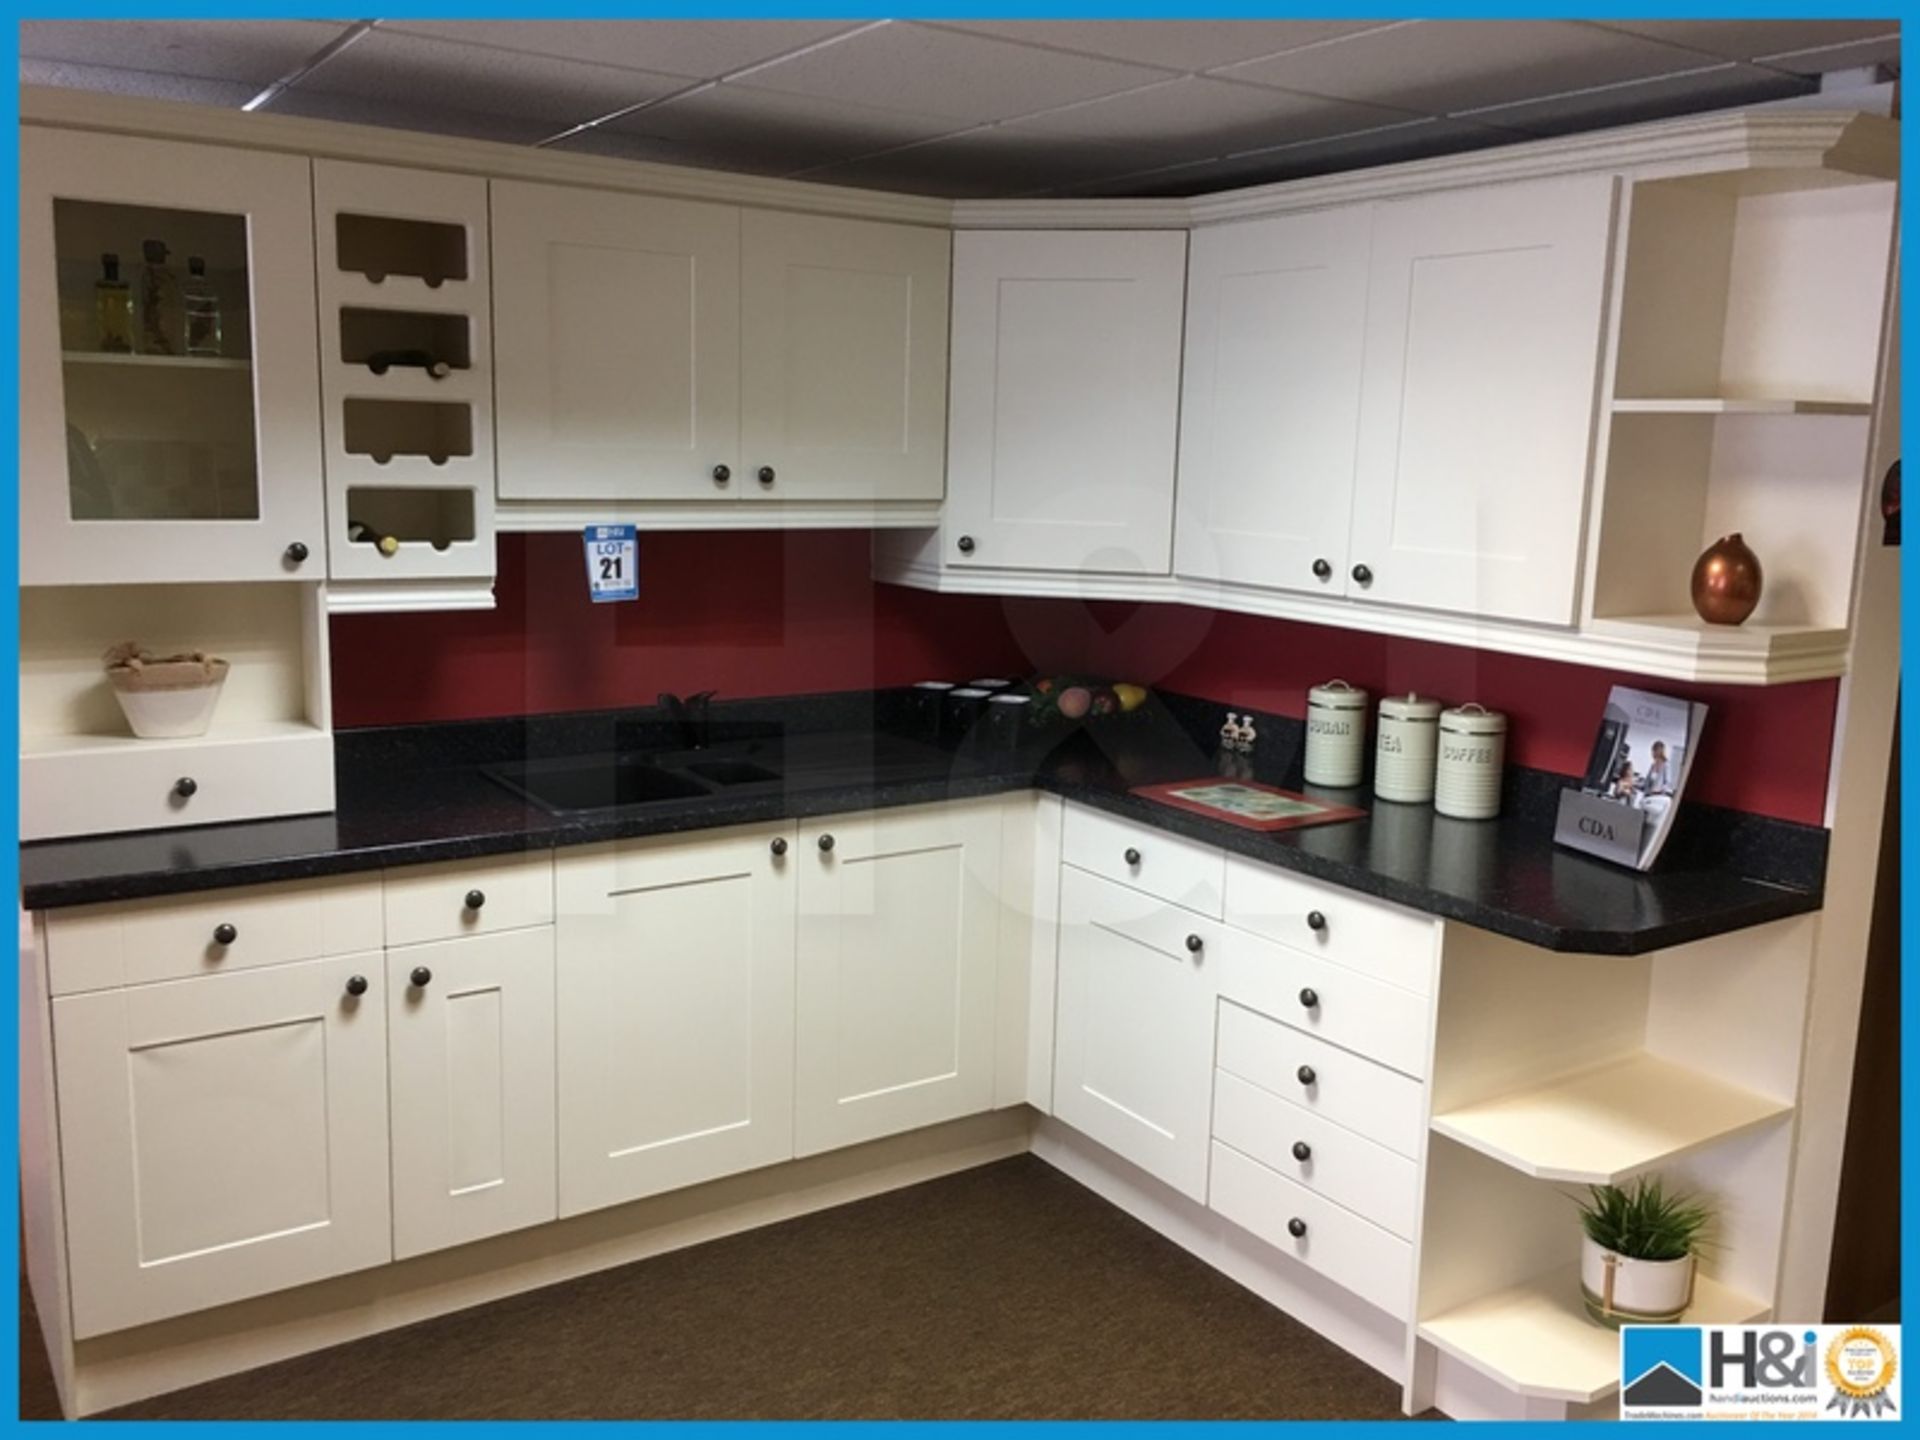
[555,827,796,1217]
[1175,208,1372,596]
[740,212,950,502]
[1348,175,1617,625]
[795,801,1002,1154]
[1053,867,1218,1201]
[21,129,326,585]
[947,230,1185,574]
[492,180,741,501]
[388,928,556,1260]
[52,954,390,1338]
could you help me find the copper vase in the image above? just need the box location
[1691,532,1763,626]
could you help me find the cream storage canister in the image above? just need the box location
[1376,693,1443,803]
[1436,703,1508,820]
[1305,680,1370,788]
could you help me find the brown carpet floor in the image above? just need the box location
[21,1155,1413,1421]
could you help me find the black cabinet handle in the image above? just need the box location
[410,966,432,989]
[212,923,237,947]
[1292,1140,1312,1162]
[1351,563,1373,587]
[1287,1217,1308,1239]
[1312,558,1332,580]
[957,535,976,554]
[757,466,776,487]
[173,776,198,799]
[1297,1064,1317,1086]
[1299,987,1319,1009]
[285,540,309,564]
[1185,933,1204,954]
[464,889,486,912]
[345,974,369,997]
[1306,910,1327,933]
[1124,847,1142,866]
[818,833,835,853]
[770,836,788,857]
[712,464,731,485]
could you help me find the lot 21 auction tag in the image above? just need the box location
[583,524,639,603]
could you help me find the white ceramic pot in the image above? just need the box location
[112,677,227,739]
[1580,1236,1695,1326]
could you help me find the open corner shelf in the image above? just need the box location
[1580,613,1850,684]
[1610,396,1872,417]
[62,350,250,372]
[1419,1264,1769,1404]
[1429,1051,1793,1186]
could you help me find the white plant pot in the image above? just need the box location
[111,674,227,739]
[1580,1236,1695,1327]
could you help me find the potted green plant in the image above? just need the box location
[1576,1176,1712,1328]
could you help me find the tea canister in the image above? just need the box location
[1375,693,1443,803]
[1435,703,1508,820]
[1304,679,1370,788]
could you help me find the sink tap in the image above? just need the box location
[659,690,717,749]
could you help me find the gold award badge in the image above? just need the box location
[1825,1327,1898,1418]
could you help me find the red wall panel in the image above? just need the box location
[331,532,1839,825]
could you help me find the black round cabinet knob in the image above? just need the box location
[1292,1141,1312,1162]
[770,836,788,857]
[212,923,237,946]
[957,535,976,554]
[285,540,310,564]
[464,889,486,912]
[712,464,731,485]
[758,466,776,486]
[172,776,198,800]
[1287,1218,1308,1239]
[1124,847,1142,866]
[1299,987,1319,1009]
[1306,910,1327,933]
[1312,558,1332,580]
[818,833,835,853]
[1185,934,1204,954]
[345,974,369,997]
[1297,1064,1317,1086]
[1351,563,1373,587]
[410,966,433,989]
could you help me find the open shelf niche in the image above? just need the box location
[315,159,496,606]
[1405,918,1813,1419]
[1582,166,1896,684]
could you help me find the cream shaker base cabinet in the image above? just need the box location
[555,828,797,1217]
[794,802,1003,1155]
[388,928,557,1260]
[52,954,392,1339]
[1053,866,1219,1202]
[946,230,1186,573]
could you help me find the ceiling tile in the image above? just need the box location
[997,76,1418,159]
[374,21,862,80]
[1460,64,1811,137]
[926,20,1398,74]
[1754,34,1902,76]
[729,20,1173,124]
[1217,20,1711,115]
[798,129,1165,199]
[572,85,968,175]
[284,29,689,130]
[19,20,349,86]
[1589,20,1898,64]
[261,88,565,148]
[19,57,258,108]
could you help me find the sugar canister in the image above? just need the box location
[1435,703,1508,820]
[1304,679,1370,787]
[1375,693,1443,803]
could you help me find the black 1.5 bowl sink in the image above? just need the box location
[485,756,713,814]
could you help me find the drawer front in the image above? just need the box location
[384,852,555,947]
[44,874,384,997]
[1223,856,1437,995]
[1209,1139,1412,1320]
[1212,1069,1418,1238]
[1216,928,1432,1078]
[1062,802,1225,917]
[1061,865,1229,963]
[1216,999,1426,1158]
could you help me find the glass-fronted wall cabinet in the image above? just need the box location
[20,128,325,585]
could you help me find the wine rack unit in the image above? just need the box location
[315,160,495,593]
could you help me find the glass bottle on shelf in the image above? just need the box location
[183,255,223,358]
[138,238,181,355]
[94,252,132,353]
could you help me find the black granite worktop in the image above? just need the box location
[18,690,1826,955]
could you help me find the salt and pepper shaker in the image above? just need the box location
[1304,680,1369,787]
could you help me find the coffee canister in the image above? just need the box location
[1375,693,1443,803]
[1304,680,1370,787]
[1435,703,1508,820]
